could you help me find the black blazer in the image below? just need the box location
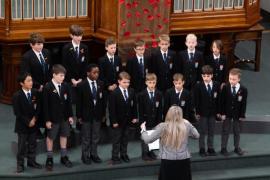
[109,87,137,127]
[62,42,89,82]
[193,81,220,117]
[151,48,179,92]
[76,79,106,122]
[179,49,204,89]
[138,89,163,129]
[98,55,122,89]
[164,88,194,122]
[205,54,227,83]
[43,81,73,123]
[20,49,51,89]
[220,83,248,119]
[12,89,40,134]
[126,55,151,93]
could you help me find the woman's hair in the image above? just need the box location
[161,106,187,150]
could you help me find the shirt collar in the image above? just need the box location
[160,49,168,55]
[175,88,183,94]
[52,79,61,88]
[204,81,213,87]
[136,55,143,62]
[147,88,155,94]
[107,53,114,60]
[22,88,31,95]
[187,49,195,54]
[87,77,96,84]
[72,40,80,49]
[231,83,240,90]
[213,54,220,59]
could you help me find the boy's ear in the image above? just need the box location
[69,34,73,39]
[105,46,108,51]
[19,82,24,87]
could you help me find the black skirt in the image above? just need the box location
[159,158,191,180]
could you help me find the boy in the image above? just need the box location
[206,40,227,85]
[194,65,220,157]
[164,73,194,123]
[138,73,163,161]
[179,33,204,90]
[126,39,152,93]
[76,64,106,164]
[43,65,74,171]
[220,68,248,156]
[12,73,42,173]
[62,24,89,87]
[151,34,178,93]
[109,72,138,164]
[98,37,123,127]
[20,32,52,138]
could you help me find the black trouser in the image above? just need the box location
[199,116,216,149]
[17,132,37,165]
[81,120,101,158]
[221,118,242,149]
[111,125,130,158]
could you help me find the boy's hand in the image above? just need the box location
[68,117,74,124]
[113,123,119,128]
[131,119,138,124]
[108,84,117,91]
[29,117,36,127]
[46,121,52,129]
[71,79,78,87]
[221,115,226,121]
[140,121,146,131]
[38,85,43,92]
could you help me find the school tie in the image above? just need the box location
[39,53,46,74]
[75,46,79,58]
[123,89,128,101]
[207,84,212,96]
[176,92,180,101]
[109,57,114,66]
[232,86,236,96]
[91,81,97,99]
[189,52,194,61]
[149,91,154,103]
[27,92,31,102]
[58,85,61,96]
[139,58,144,77]
[163,53,167,63]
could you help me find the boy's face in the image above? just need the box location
[87,67,99,80]
[229,74,240,86]
[71,34,82,45]
[134,45,145,57]
[146,80,156,91]
[30,43,43,52]
[212,42,220,56]
[118,78,130,89]
[185,38,197,51]
[20,76,33,90]
[158,40,170,52]
[53,73,65,84]
[106,44,117,56]
[202,74,213,83]
[173,79,184,91]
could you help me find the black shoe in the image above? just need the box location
[60,156,73,168]
[27,161,42,169]
[45,158,53,171]
[234,147,244,156]
[148,151,157,160]
[111,157,121,165]
[91,155,102,163]
[207,148,217,156]
[220,148,229,156]
[121,154,130,163]
[199,148,207,157]
[81,157,91,165]
[17,165,24,173]
[76,122,82,131]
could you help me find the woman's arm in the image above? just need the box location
[141,123,163,144]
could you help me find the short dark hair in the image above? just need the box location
[201,65,213,75]
[52,64,66,75]
[173,73,184,81]
[29,32,45,45]
[211,40,223,51]
[69,24,84,36]
[229,68,241,78]
[86,63,99,73]
[105,37,117,47]
[134,39,145,49]
[17,72,31,83]
[118,71,130,80]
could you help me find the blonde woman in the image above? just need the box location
[141,106,199,180]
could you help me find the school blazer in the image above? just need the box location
[109,87,138,127]
[43,81,73,123]
[20,49,51,89]
[12,89,40,133]
[138,89,163,129]
[193,81,220,116]
[205,54,227,83]
[98,55,122,89]
[126,55,151,92]
[219,83,248,119]
[62,42,89,82]
[76,79,106,122]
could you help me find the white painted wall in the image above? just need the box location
[261,0,270,12]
